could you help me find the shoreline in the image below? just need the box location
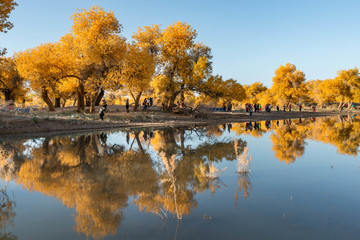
[0,110,357,140]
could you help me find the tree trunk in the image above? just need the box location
[180,84,185,105]
[347,101,352,109]
[132,91,142,111]
[338,102,344,109]
[134,131,145,154]
[89,96,97,113]
[166,91,180,112]
[78,135,86,165]
[73,98,77,106]
[55,98,61,108]
[95,89,104,106]
[4,90,12,101]
[62,99,67,108]
[77,83,85,112]
[41,88,55,111]
[85,96,91,107]
[180,91,185,105]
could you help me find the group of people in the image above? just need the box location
[98,98,313,120]
[99,97,155,120]
[247,103,308,117]
[142,97,154,110]
[245,103,261,113]
[277,104,303,112]
[176,101,186,109]
[222,102,233,112]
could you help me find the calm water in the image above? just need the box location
[1,115,360,240]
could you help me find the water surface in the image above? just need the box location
[1,115,360,239]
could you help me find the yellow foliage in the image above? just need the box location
[132,24,161,55]
[243,82,268,104]
[0,0,18,34]
[0,57,26,101]
[271,63,306,105]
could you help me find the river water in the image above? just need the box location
[0,115,359,239]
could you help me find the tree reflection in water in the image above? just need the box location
[0,115,359,238]
[232,115,360,164]
[0,147,17,240]
[0,127,245,239]
[235,173,252,207]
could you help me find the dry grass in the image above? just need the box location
[199,163,227,179]
[236,147,252,173]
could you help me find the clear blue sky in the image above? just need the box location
[1,0,359,87]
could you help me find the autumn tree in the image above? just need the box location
[271,63,306,105]
[199,75,246,103]
[15,42,70,111]
[144,22,213,110]
[112,43,155,110]
[132,24,162,56]
[0,0,18,55]
[0,57,25,102]
[60,6,127,112]
[333,68,360,108]
[306,80,323,104]
[243,82,268,104]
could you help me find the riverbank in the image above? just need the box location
[0,105,358,139]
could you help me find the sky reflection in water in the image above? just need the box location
[0,115,360,240]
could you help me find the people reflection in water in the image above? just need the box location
[143,131,148,141]
[142,130,154,142]
[100,132,107,145]
[298,118,302,124]
[265,120,271,129]
[276,120,279,127]
[227,123,232,133]
[126,131,130,145]
[246,122,253,131]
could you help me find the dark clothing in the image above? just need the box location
[99,107,105,120]
[102,102,107,110]
[126,100,129,113]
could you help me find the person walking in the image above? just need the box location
[99,106,105,120]
[283,104,286,112]
[276,105,279,112]
[289,104,292,112]
[143,99,147,110]
[227,102,232,112]
[299,104,302,112]
[125,99,130,113]
[102,100,107,111]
